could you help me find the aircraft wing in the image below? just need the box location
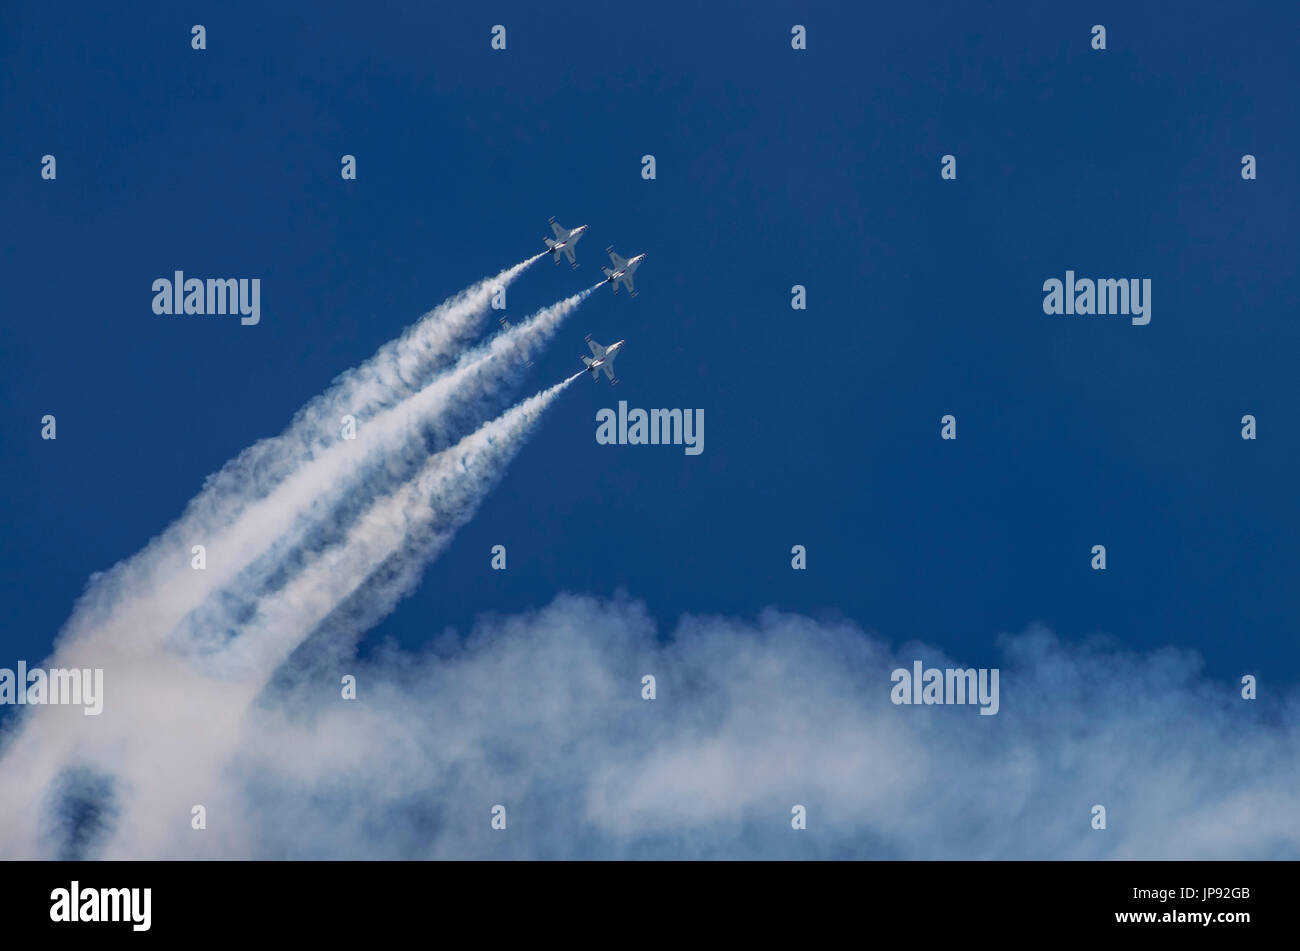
[621,273,635,295]
[603,362,617,382]
[586,336,607,360]
[608,249,627,269]
[551,220,569,240]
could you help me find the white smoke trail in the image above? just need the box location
[53,281,592,672]
[0,255,578,855]
[161,287,598,657]
[197,252,546,521]
[0,375,582,858]
[220,371,585,681]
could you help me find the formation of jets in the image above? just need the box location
[537,216,645,384]
[542,218,646,298]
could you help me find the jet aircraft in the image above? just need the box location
[600,247,646,296]
[580,335,625,385]
[545,217,588,268]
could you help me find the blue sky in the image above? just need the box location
[1,3,1298,858]
[5,2,1296,679]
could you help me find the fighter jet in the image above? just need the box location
[544,217,588,268]
[600,247,647,297]
[580,334,625,385]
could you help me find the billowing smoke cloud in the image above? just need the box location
[0,260,600,857]
[232,604,1300,860]
[4,253,1293,861]
[12,594,1298,859]
[0,371,586,858]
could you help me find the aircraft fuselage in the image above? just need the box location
[555,225,587,249]
[592,340,625,367]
